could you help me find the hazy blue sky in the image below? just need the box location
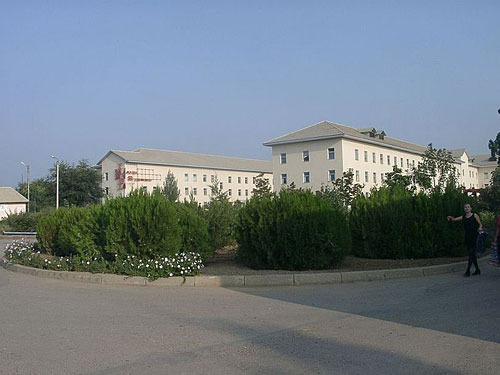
[1,1,499,187]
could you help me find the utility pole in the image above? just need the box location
[51,156,59,210]
[21,162,30,212]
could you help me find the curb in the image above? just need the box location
[1,256,491,287]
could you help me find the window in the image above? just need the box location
[184,187,189,195]
[203,188,207,196]
[355,170,360,182]
[381,173,384,182]
[228,189,232,196]
[387,155,391,165]
[142,186,147,192]
[203,175,207,182]
[245,189,248,197]
[253,177,256,184]
[380,154,384,164]
[220,182,223,189]
[364,151,368,162]
[355,149,359,161]
[238,189,242,196]
[281,174,287,184]
[245,177,248,184]
[365,171,369,183]
[184,173,189,182]
[303,172,310,183]
[328,147,335,160]
[373,172,377,184]
[105,187,109,196]
[394,156,397,166]
[193,174,197,182]
[211,175,215,183]
[406,159,410,168]
[349,168,353,173]
[303,150,310,162]
[329,170,336,182]
[238,176,241,184]
[462,169,465,176]
[372,153,376,163]
[228,176,232,183]
[400,158,404,167]
[412,160,415,167]
[105,172,109,181]
[280,153,287,164]
[484,172,489,179]
[193,188,197,196]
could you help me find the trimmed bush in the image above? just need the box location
[1,211,45,232]
[36,211,60,255]
[175,202,212,258]
[235,189,351,270]
[101,190,182,259]
[350,186,473,259]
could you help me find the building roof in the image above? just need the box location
[98,148,272,173]
[470,154,499,167]
[263,120,428,155]
[0,187,28,204]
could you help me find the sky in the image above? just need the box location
[1,1,499,187]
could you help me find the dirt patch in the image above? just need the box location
[203,247,468,276]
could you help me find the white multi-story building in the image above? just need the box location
[263,120,497,193]
[97,148,272,203]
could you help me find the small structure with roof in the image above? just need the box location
[0,187,28,220]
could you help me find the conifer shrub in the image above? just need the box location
[1,211,44,232]
[175,201,212,259]
[36,211,60,255]
[350,186,472,259]
[101,190,182,259]
[235,189,350,270]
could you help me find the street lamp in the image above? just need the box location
[20,162,30,213]
[51,156,59,210]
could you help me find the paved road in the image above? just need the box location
[1,238,499,374]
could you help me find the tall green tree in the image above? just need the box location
[488,131,500,163]
[17,178,53,212]
[162,170,180,202]
[384,166,415,192]
[318,171,363,208]
[479,166,500,211]
[252,173,272,197]
[412,144,459,192]
[47,160,102,207]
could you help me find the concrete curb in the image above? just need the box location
[0,257,491,288]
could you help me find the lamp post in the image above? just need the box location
[51,156,59,210]
[20,162,30,212]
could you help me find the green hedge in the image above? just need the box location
[0,211,45,232]
[235,189,351,270]
[350,186,473,259]
[36,190,209,260]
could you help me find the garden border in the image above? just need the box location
[0,256,491,287]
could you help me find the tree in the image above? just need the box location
[318,171,363,208]
[384,166,415,192]
[47,160,102,207]
[17,178,53,212]
[488,131,500,163]
[479,166,500,211]
[252,173,271,197]
[412,144,459,192]
[162,170,180,202]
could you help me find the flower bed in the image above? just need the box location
[4,239,204,280]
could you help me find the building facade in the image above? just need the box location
[264,121,497,193]
[98,148,273,203]
[0,187,28,220]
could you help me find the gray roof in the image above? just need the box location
[263,120,428,155]
[0,187,28,204]
[98,148,272,173]
[470,154,499,167]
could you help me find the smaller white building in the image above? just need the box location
[0,187,28,220]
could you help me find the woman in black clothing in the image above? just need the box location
[447,203,483,277]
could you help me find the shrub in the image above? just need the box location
[236,189,351,270]
[479,210,496,235]
[175,202,212,259]
[1,211,45,232]
[204,194,238,251]
[350,186,473,259]
[36,211,60,255]
[101,190,182,259]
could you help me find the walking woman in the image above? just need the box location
[447,203,483,277]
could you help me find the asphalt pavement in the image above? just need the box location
[1,238,499,374]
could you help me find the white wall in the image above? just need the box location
[0,203,27,220]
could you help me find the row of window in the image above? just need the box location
[183,187,249,197]
[280,148,335,164]
[354,149,417,169]
[280,170,390,185]
[184,173,255,184]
